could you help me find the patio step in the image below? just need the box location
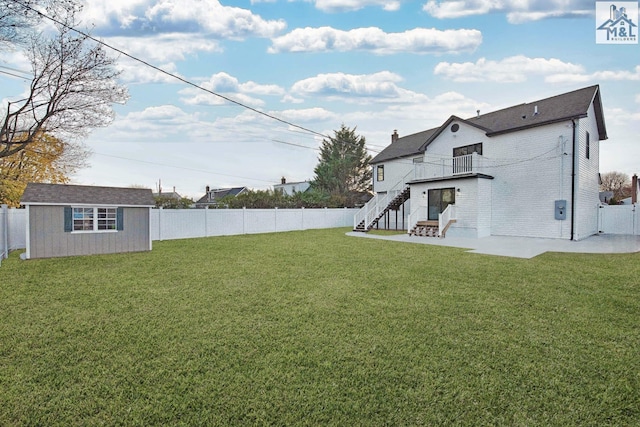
[409,221,439,237]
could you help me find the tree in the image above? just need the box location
[600,171,631,203]
[154,195,194,209]
[0,131,89,206]
[0,0,43,48]
[312,124,372,207]
[1,2,128,158]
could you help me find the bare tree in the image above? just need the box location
[0,2,128,158]
[600,171,631,202]
[0,0,43,48]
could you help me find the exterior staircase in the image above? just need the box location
[409,221,439,237]
[353,186,410,232]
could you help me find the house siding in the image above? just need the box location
[488,121,573,239]
[28,205,150,259]
[573,104,601,240]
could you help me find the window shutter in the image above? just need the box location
[64,206,72,232]
[117,207,124,231]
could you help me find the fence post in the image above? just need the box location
[159,207,164,241]
[243,207,246,234]
[274,207,278,232]
[1,204,7,262]
[204,206,208,237]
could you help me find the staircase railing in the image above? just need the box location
[438,204,456,237]
[407,204,426,235]
[353,169,414,230]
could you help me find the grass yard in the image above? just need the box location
[1,228,639,426]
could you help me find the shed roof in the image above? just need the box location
[372,85,606,164]
[21,183,155,206]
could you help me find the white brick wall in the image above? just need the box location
[574,104,601,240]
[372,110,602,239]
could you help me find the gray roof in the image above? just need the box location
[21,183,155,206]
[372,85,607,164]
[196,187,247,204]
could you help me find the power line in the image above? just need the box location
[93,152,276,184]
[7,0,331,141]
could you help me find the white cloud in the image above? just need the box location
[291,71,430,104]
[117,60,182,84]
[269,26,482,54]
[81,0,286,38]
[251,0,401,12]
[178,72,286,107]
[278,107,338,122]
[545,65,640,84]
[423,0,592,23]
[636,94,640,104]
[434,55,584,83]
[106,34,222,63]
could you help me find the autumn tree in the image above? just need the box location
[0,132,89,206]
[600,171,631,203]
[0,1,128,158]
[312,124,372,207]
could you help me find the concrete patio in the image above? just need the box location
[346,232,640,259]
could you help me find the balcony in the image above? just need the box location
[413,152,483,181]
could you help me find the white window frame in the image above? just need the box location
[72,207,118,233]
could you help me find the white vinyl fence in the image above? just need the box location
[598,204,640,235]
[1,205,27,264]
[151,207,358,241]
[0,207,358,260]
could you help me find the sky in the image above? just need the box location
[1,0,639,200]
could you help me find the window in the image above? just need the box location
[453,142,482,157]
[97,208,117,230]
[377,165,384,181]
[586,132,590,159]
[66,207,121,232]
[413,157,424,164]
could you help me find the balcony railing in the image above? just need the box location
[414,153,482,181]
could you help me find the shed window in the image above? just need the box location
[66,207,122,232]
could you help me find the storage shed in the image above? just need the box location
[20,183,155,259]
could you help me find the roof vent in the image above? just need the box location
[534,105,539,115]
[476,110,480,118]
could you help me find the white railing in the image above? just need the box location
[407,204,427,234]
[438,204,456,237]
[354,169,414,230]
[414,153,482,181]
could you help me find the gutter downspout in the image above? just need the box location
[570,120,577,241]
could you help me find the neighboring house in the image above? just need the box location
[599,191,615,204]
[355,85,607,241]
[273,177,311,196]
[20,183,154,259]
[195,186,247,208]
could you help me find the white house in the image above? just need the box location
[273,177,311,196]
[354,85,607,241]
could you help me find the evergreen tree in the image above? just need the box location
[312,124,372,206]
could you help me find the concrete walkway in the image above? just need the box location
[346,232,640,259]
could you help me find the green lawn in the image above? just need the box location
[1,228,638,426]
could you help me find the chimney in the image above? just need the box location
[391,130,399,143]
[476,110,480,118]
[281,177,286,185]
[206,185,210,193]
[633,174,638,204]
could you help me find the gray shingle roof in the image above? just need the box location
[21,183,155,206]
[372,85,606,164]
